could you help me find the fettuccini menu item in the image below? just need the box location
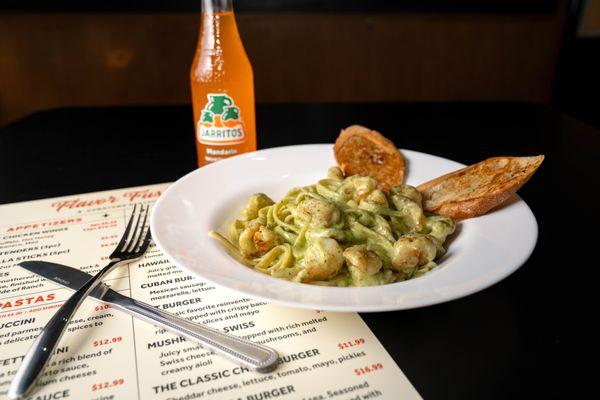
[0,183,421,399]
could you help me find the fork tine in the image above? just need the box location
[125,205,146,253]
[137,225,152,254]
[124,207,142,252]
[130,205,150,252]
[114,204,138,253]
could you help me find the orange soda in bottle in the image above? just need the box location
[190,0,256,167]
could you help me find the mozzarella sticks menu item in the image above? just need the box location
[0,184,421,400]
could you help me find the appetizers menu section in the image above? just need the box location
[0,184,421,400]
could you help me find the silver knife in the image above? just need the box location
[18,261,279,372]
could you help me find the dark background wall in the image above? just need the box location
[554,0,600,128]
[0,0,582,127]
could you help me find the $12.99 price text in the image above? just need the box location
[92,378,124,391]
[93,336,122,347]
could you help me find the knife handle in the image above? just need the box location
[120,299,279,372]
[8,260,121,400]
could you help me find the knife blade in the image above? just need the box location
[19,261,121,303]
[18,261,279,372]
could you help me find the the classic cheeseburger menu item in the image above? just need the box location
[210,167,456,286]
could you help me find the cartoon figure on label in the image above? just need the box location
[198,94,246,145]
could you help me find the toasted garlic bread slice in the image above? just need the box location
[417,155,544,219]
[334,125,405,191]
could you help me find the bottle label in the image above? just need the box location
[197,94,246,146]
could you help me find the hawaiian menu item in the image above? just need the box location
[210,167,455,287]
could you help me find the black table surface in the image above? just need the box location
[0,102,595,399]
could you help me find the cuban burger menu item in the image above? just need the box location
[0,184,421,400]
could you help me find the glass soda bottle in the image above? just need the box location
[190,0,256,167]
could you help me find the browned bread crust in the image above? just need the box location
[417,155,544,219]
[334,125,405,191]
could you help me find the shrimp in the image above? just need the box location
[391,233,437,274]
[296,198,340,228]
[253,226,281,253]
[343,245,382,276]
[301,238,344,281]
[238,221,279,258]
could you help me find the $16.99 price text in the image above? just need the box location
[355,363,383,376]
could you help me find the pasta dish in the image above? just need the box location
[210,167,455,286]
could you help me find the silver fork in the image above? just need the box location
[9,204,152,400]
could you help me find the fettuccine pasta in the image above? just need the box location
[210,167,455,286]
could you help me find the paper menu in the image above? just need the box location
[0,184,421,400]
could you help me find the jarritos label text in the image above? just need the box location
[197,94,246,146]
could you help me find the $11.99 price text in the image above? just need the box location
[338,338,365,350]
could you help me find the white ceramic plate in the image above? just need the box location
[150,144,538,312]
